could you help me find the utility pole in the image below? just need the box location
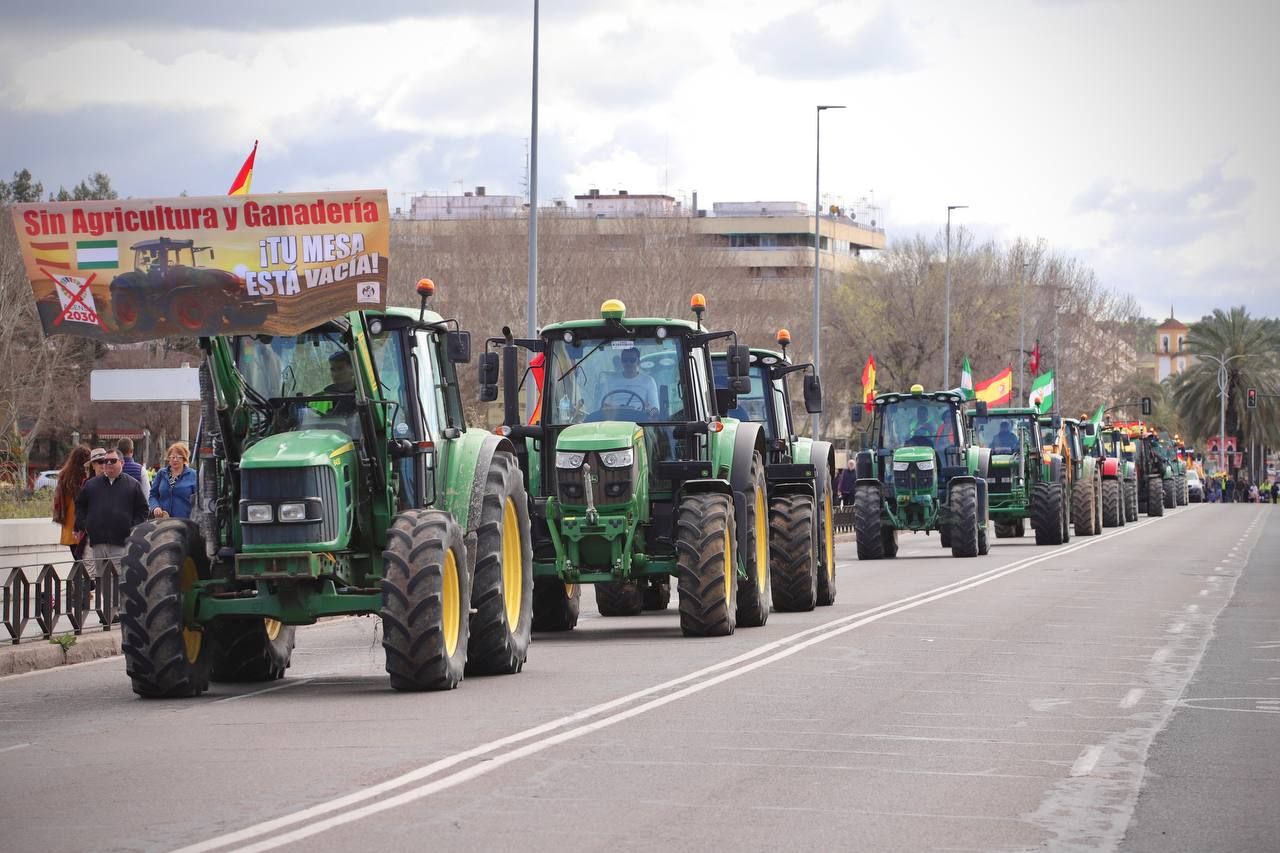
[525,0,540,423]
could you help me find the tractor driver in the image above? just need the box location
[319,351,358,418]
[991,419,1020,454]
[596,347,659,420]
[905,404,939,448]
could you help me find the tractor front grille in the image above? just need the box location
[893,464,935,494]
[240,466,339,546]
[557,453,633,508]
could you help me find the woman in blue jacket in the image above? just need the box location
[149,442,198,519]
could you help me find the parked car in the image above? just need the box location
[33,470,58,490]
[1186,470,1204,503]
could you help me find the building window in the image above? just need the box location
[1161,335,1169,353]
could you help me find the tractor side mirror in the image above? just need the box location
[850,403,863,423]
[803,374,822,414]
[478,351,499,402]
[714,388,737,418]
[976,401,989,417]
[727,345,751,393]
[447,330,472,363]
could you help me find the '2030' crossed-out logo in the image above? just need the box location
[357,282,381,304]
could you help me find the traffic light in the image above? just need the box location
[1247,388,1258,408]
[1141,396,1152,416]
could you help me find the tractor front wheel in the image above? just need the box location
[596,581,644,616]
[735,454,772,628]
[209,619,295,682]
[675,492,737,637]
[1146,477,1164,516]
[1124,480,1139,522]
[380,509,470,691]
[466,451,532,675]
[769,493,817,612]
[814,463,837,606]
[641,578,671,611]
[854,484,885,560]
[532,579,580,632]
[1031,482,1066,545]
[1162,477,1177,509]
[119,520,211,698]
[1101,480,1123,527]
[949,482,980,558]
[1072,479,1097,535]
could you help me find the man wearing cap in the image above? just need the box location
[75,447,149,584]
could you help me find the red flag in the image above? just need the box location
[1029,340,1041,376]
[861,355,877,412]
[227,140,258,195]
[527,352,545,425]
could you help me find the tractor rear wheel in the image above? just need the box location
[1124,480,1139,522]
[735,455,772,628]
[814,463,837,606]
[641,578,671,611]
[1162,477,1177,509]
[466,451,533,676]
[119,520,212,698]
[1032,483,1066,545]
[853,484,885,561]
[1101,480,1123,527]
[381,509,470,691]
[209,619,295,682]
[949,482,980,558]
[1175,475,1188,506]
[1072,479,1097,535]
[769,494,817,612]
[675,492,737,637]
[1147,477,1164,516]
[532,579,580,632]
[595,581,644,616]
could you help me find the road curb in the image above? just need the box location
[0,631,121,677]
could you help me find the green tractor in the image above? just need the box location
[851,386,990,559]
[710,328,836,611]
[1091,425,1140,525]
[119,280,533,696]
[480,296,773,636]
[1128,429,1166,517]
[968,407,1070,546]
[1040,414,1102,536]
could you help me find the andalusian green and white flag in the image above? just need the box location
[1082,403,1104,448]
[1028,370,1055,413]
[960,357,974,400]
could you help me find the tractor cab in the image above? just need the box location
[866,387,969,518]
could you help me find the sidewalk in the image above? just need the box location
[0,629,122,677]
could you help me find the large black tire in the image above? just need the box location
[949,482,980,558]
[1031,482,1066,545]
[1072,479,1097,536]
[1101,479,1123,528]
[940,525,952,548]
[466,451,533,676]
[381,509,470,691]
[1162,477,1177,509]
[1125,480,1139,522]
[596,581,644,616]
[814,464,837,606]
[882,525,899,558]
[1094,477,1104,532]
[1175,475,1188,506]
[735,455,771,628]
[641,578,671,611]
[209,619,295,682]
[532,579,580,631]
[675,492,737,637]
[120,520,212,698]
[1146,477,1164,517]
[769,494,817,612]
[1059,485,1072,543]
[853,484,885,561]
[977,520,990,556]
[994,520,1019,539]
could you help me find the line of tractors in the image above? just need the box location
[112,286,1188,697]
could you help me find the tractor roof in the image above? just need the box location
[875,389,964,405]
[542,315,701,335]
[130,237,195,250]
[983,407,1040,417]
[380,304,446,326]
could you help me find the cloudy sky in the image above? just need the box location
[2,0,1277,321]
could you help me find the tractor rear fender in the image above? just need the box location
[441,429,518,541]
[678,478,734,500]
[947,474,988,521]
[1101,457,1120,479]
[713,419,766,492]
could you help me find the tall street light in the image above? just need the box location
[1202,351,1250,474]
[1017,259,1029,403]
[525,0,541,423]
[942,204,967,389]
[812,104,844,439]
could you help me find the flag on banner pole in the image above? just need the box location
[960,357,974,400]
[1029,340,1041,376]
[861,355,877,412]
[1028,370,1055,412]
[974,366,1013,405]
[228,140,258,195]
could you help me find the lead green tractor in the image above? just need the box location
[481,296,772,637]
[852,386,990,559]
[119,280,533,696]
[968,407,1070,546]
[711,329,836,611]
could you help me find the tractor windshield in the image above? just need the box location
[970,415,1028,455]
[879,399,959,454]
[546,334,687,425]
[235,331,362,435]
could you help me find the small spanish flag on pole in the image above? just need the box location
[227,140,258,195]
[861,354,877,412]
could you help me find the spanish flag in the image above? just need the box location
[227,140,258,195]
[974,366,1013,406]
[861,355,876,412]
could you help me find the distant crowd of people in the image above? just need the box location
[1206,473,1279,504]
[51,438,198,584]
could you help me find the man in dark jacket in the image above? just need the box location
[836,458,857,506]
[75,449,148,581]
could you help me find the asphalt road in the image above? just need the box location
[1,503,1276,853]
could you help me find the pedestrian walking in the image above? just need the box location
[149,442,198,520]
[836,458,857,507]
[51,445,92,560]
[1224,477,1235,503]
[1271,480,1279,504]
[75,447,148,584]
[117,437,150,493]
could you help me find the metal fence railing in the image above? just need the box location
[1,559,119,644]
[833,505,856,534]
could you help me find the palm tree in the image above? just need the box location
[1170,307,1280,474]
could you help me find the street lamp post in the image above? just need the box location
[1017,259,1027,403]
[525,0,541,424]
[1203,352,1249,474]
[942,204,967,389]
[812,104,844,439]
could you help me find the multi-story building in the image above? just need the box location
[1154,312,1190,381]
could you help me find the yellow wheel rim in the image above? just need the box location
[753,486,768,590]
[824,495,835,581]
[722,526,733,603]
[264,618,282,641]
[442,547,461,657]
[501,498,523,630]
[180,557,201,664]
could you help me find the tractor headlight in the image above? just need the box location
[599,448,634,468]
[893,461,910,471]
[916,459,935,471]
[278,502,308,523]
[245,504,273,524]
[556,451,586,469]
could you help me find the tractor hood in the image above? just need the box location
[893,446,936,465]
[242,429,357,468]
[556,422,644,453]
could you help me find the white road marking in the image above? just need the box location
[212,678,314,704]
[1119,689,1144,709]
[1151,647,1172,664]
[1070,745,1105,776]
[0,743,32,754]
[1185,605,1199,613]
[1169,622,1185,634]
[177,517,1165,853]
